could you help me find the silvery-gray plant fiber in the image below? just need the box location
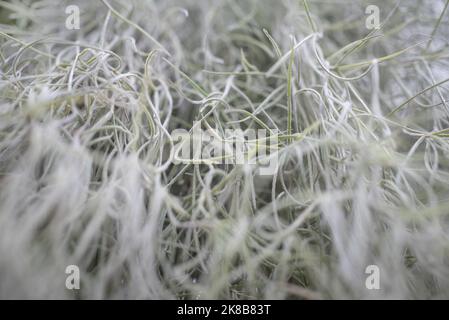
[1,0,449,299]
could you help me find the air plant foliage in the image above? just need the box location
[0,0,449,299]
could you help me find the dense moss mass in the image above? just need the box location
[0,0,449,299]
